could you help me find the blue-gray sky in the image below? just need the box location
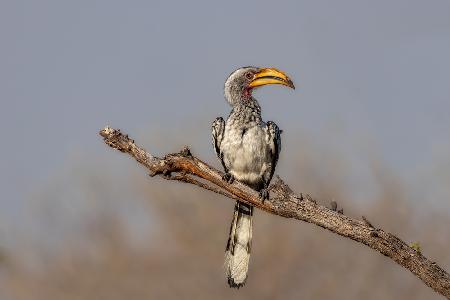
[1,0,450,249]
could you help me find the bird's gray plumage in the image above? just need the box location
[212,67,282,288]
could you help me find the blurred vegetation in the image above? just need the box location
[0,248,7,264]
[1,131,449,300]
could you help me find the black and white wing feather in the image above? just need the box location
[263,121,281,186]
[212,117,227,171]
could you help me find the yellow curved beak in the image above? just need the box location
[249,68,295,89]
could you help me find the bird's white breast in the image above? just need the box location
[221,123,270,186]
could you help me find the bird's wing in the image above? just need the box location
[263,121,282,186]
[212,117,228,171]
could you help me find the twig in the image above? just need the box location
[99,126,450,299]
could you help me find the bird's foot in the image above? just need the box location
[222,172,235,184]
[259,188,270,203]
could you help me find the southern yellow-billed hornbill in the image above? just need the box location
[212,67,295,288]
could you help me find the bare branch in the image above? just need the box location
[99,126,450,299]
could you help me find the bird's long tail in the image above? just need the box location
[224,201,253,288]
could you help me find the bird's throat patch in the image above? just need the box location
[243,88,252,99]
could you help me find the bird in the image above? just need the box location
[212,66,295,288]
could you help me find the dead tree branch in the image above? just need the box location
[99,126,450,299]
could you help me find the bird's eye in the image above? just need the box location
[245,72,253,80]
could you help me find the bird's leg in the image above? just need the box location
[222,172,235,184]
[259,184,270,203]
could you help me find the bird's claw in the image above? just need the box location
[162,169,172,179]
[259,188,269,203]
[222,172,235,184]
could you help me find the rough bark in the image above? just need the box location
[99,126,450,299]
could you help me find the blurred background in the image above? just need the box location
[1,0,450,299]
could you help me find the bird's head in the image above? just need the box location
[224,66,295,106]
